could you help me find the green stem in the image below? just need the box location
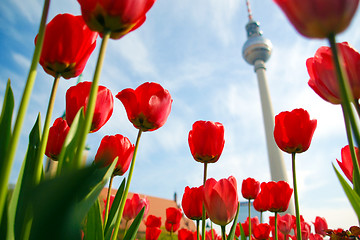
[104,174,114,227]
[341,106,360,193]
[196,220,200,240]
[260,211,263,224]
[221,225,226,240]
[170,226,173,240]
[211,222,214,240]
[274,212,278,240]
[73,31,110,168]
[111,129,143,240]
[248,199,251,238]
[33,74,60,184]
[0,0,50,225]
[123,220,129,237]
[202,162,208,240]
[292,153,302,240]
[328,33,360,146]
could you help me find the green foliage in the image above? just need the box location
[227,202,240,240]
[84,199,104,240]
[333,163,360,220]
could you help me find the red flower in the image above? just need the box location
[36,14,97,79]
[241,177,260,200]
[123,193,149,221]
[116,82,172,132]
[77,0,155,39]
[145,215,162,228]
[295,221,311,240]
[242,217,260,237]
[94,134,134,175]
[181,186,206,221]
[307,42,360,105]
[66,81,113,133]
[205,230,221,240]
[165,207,182,233]
[45,118,70,160]
[188,121,225,164]
[272,0,359,38]
[337,145,360,183]
[309,233,323,240]
[253,184,269,213]
[313,216,328,237]
[203,176,238,226]
[146,227,162,240]
[278,214,294,236]
[274,108,317,154]
[253,223,271,240]
[178,229,196,240]
[260,181,293,213]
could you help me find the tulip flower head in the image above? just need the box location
[188,120,225,164]
[145,215,162,228]
[45,117,70,160]
[203,176,238,226]
[337,145,360,184]
[146,227,162,240]
[307,42,360,105]
[242,217,260,237]
[123,193,149,221]
[178,229,196,240]
[94,134,134,175]
[241,177,260,200]
[274,108,317,154]
[253,223,271,240]
[313,216,328,237]
[116,82,173,132]
[273,0,359,38]
[260,181,293,213]
[278,214,294,236]
[165,207,182,233]
[36,14,98,79]
[66,81,114,133]
[77,0,156,39]
[181,185,206,221]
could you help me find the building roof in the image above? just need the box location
[99,188,196,233]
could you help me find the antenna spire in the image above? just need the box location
[245,0,253,21]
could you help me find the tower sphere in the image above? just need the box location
[242,20,272,65]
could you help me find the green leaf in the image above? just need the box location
[333,163,360,220]
[84,199,104,240]
[227,202,240,240]
[57,108,84,175]
[0,79,14,169]
[15,114,41,239]
[123,207,145,240]
[28,160,116,240]
[239,220,246,240]
[104,178,126,235]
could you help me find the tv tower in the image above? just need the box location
[242,0,294,214]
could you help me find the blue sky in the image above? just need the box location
[1,0,360,229]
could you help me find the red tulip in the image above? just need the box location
[77,0,155,39]
[203,176,238,226]
[36,14,97,79]
[260,181,293,213]
[253,188,269,212]
[278,214,294,236]
[165,207,182,233]
[66,81,113,133]
[188,121,225,164]
[296,221,311,240]
[313,216,328,237]
[235,223,241,238]
[145,215,162,228]
[178,229,196,240]
[181,186,206,221]
[94,134,134,175]
[253,223,271,240]
[146,227,162,240]
[337,145,360,183]
[274,108,317,154]
[242,217,260,237]
[307,42,360,105]
[45,117,70,160]
[309,233,323,240]
[205,229,221,240]
[241,177,260,200]
[272,0,359,38]
[123,193,149,221]
[116,82,172,132]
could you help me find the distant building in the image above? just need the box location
[99,188,196,234]
[238,201,261,223]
